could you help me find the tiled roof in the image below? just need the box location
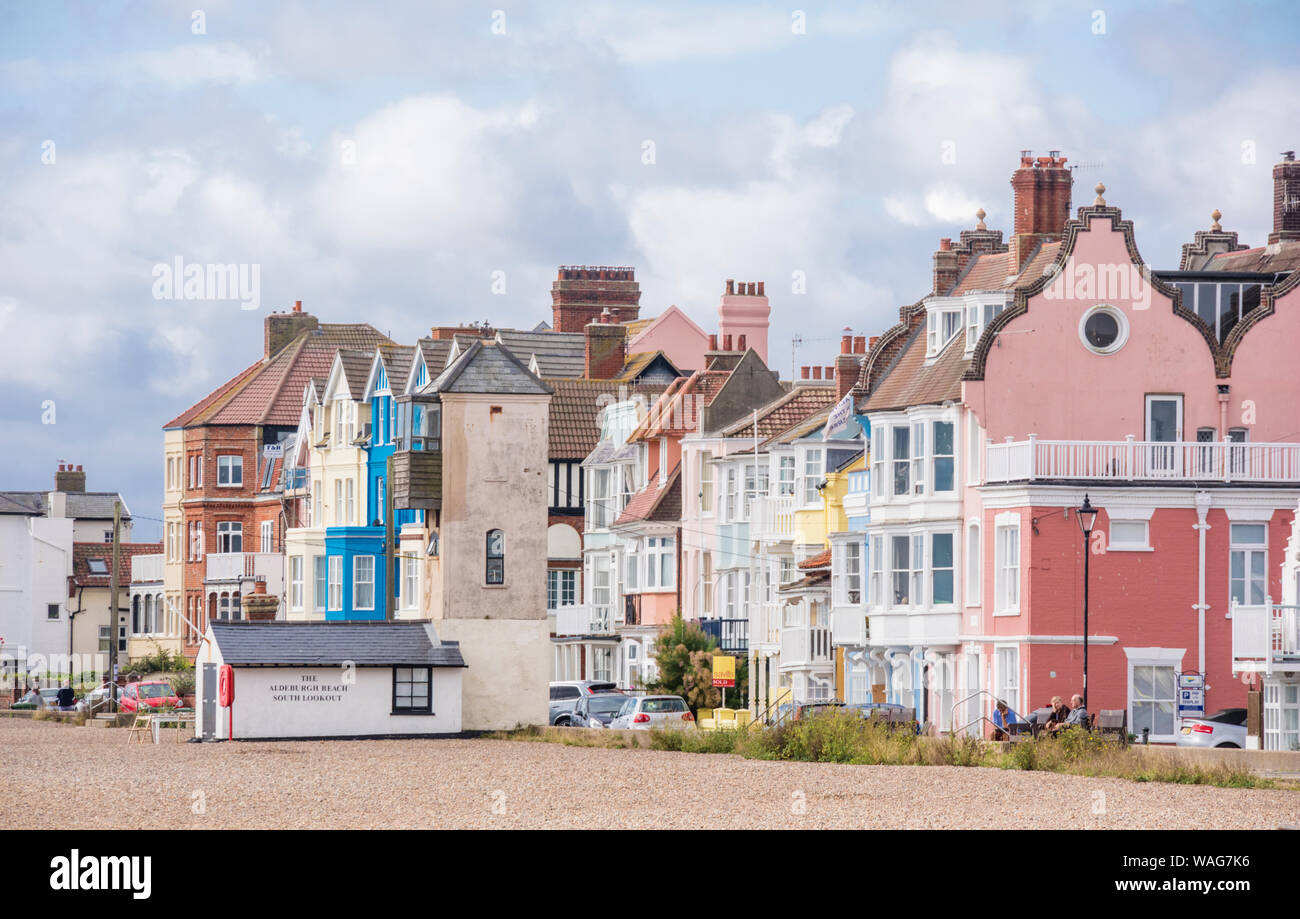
[163,359,263,429]
[863,325,968,413]
[547,379,668,459]
[1205,243,1300,274]
[0,492,131,520]
[72,542,161,589]
[376,344,414,393]
[631,370,729,440]
[951,242,1061,295]
[176,324,393,429]
[614,464,681,526]
[798,550,832,570]
[496,330,586,379]
[720,386,838,440]
[618,350,673,381]
[209,620,466,668]
[779,570,830,592]
[336,349,374,399]
[425,340,552,396]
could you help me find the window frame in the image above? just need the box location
[216,454,243,488]
[994,519,1020,615]
[353,555,376,611]
[486,529,505,585]
[392,666,432,715]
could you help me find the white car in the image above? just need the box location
[610,695,697,730]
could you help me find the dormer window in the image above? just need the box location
[926,308,963,358]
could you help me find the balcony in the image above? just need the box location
[986,435,1300,485]
[831,608,868,646]
[1232,601,1300,676]
[391,450,442,510]
[130,553,164,584]
[751,602,782,647]
[205,552,283,591]
[554,604,614,637]
[752,494,795,542]
[700,618,749,653]
[779,625,832,667]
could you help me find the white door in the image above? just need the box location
[1145,395,1183,476]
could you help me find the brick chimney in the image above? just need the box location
[551,266,640,333]
[241,580,280,621]
[264,300,319,358]
[584,313,628,379]
[717,278,771,364]
[933,238,959,295]
[54,463,86,493]
[1269,151,1300,245]
[1009,151,1072,270]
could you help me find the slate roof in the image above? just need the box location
[209,620,467,667]
[166,324,393,429]
[547,378,668,459]
[779,570,830,592]
[72,542,162,589]
[376,344,414,393]
[614,464,681,527]
[336,349,375,399]
[496,330,586,379]
[0,491,131,520]
[618,350,680,382]
[423,340,552,396]
[1204,243,1300,274]
[719,386,839,440]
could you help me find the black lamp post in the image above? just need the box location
[1076,494,1100,710]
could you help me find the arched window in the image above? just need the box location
[132,595,141,634]
[486,529,505,585]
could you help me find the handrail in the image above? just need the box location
[951,688,1000,737]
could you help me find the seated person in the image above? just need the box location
[991,700,1024,739]
[17,686,40,706]
[1048,694,1090,733]
[1043,695,1070,732]
[56,682,76,710]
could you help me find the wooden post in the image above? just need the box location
[107,500,122,711]
[1247,688,1262,748]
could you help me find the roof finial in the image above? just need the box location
[1211,209,1222,231]
[1094,182,1106,206]
[975,207,987,230]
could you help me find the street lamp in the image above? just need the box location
[1076,493,1100,710]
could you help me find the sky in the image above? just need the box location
[2,0,1299,541]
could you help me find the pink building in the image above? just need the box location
[858,151,1300,744]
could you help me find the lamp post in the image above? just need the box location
[1076,494,1100,710]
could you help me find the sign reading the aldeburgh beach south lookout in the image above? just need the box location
[269,673,352,704]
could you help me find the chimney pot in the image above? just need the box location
[708,333,718,351]
[737,334,747,351]
[811,366,822,380]
[757,281,765,296]
[293,300,302,313]
[826,366,835,379]
[869,335,880,350]
[726,279,735,295]
[841,334,852,355]
[801,366,810,380]
[722,334,733,351]
[939,238,952,251]
[853,335,866,354]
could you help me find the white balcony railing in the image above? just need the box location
[1232,599,1300,676]
[751,601,782,647]
[831,608,868,646]
[779,626,832,666]
[752,494,796,541]
[986,435,1300,484]
[130,553,164,584]
[205,552,283,591]
[554,604,614,637]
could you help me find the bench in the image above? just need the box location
[1094,709,1128,746]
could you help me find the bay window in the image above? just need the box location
[802,448,823,505]
[313,556,327,612]
[354,555,375,610]
[699,451,714,512]
[289,556,303,610]
[931,532,954,605]
[910,533,924,606]
[891,535,910,606]
[869,535,883,608]
[777,455,796,496]
[645,537,675,590]
[932,421,954,492]
[1230,523,1267,605]
[327,555,342,611]
[910,423,926,495]
[217,454,242,487]
[892,427,910,496]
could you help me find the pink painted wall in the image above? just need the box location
[628,306,710,373]
[964,214,1300,444]
[637,591,679,626]
[718,293,771,365]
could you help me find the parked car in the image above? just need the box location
[609,695,696,730]
[792,700,845,721]
[118,680,181,713]
[549,681,619,726]
[36,688,64,711]
[570,692,631,729]
[1176,708,1248,748]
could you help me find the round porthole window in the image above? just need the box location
[1078,304,1128,354]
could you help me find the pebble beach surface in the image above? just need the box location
[2,719,1296,829]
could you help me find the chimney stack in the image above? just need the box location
[55,463,86,493]
[265,301,319,358]
[853,336,866,354]
[737,334,747,351]
[551,266,641,333]
[933,238,959,295]
[584,316,628,380]
[722,334,733,351]
[1270,151,1300,244]
[718,277,771,364]
[1009,151,1073,270]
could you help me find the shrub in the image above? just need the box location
[171,672,196,697]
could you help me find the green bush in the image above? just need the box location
[171,672,195,697]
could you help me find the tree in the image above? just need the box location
[648,615,748,713]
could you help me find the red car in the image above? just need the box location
[119,680,181,713]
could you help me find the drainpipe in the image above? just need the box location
[1194,491,1212,678]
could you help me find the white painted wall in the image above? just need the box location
[195,639,462,739]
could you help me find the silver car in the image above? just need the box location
[1176,708,1248,748]
[610,695,697,730]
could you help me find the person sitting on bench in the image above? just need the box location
[1047,694,1089,734]
[991,700,1024,740]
